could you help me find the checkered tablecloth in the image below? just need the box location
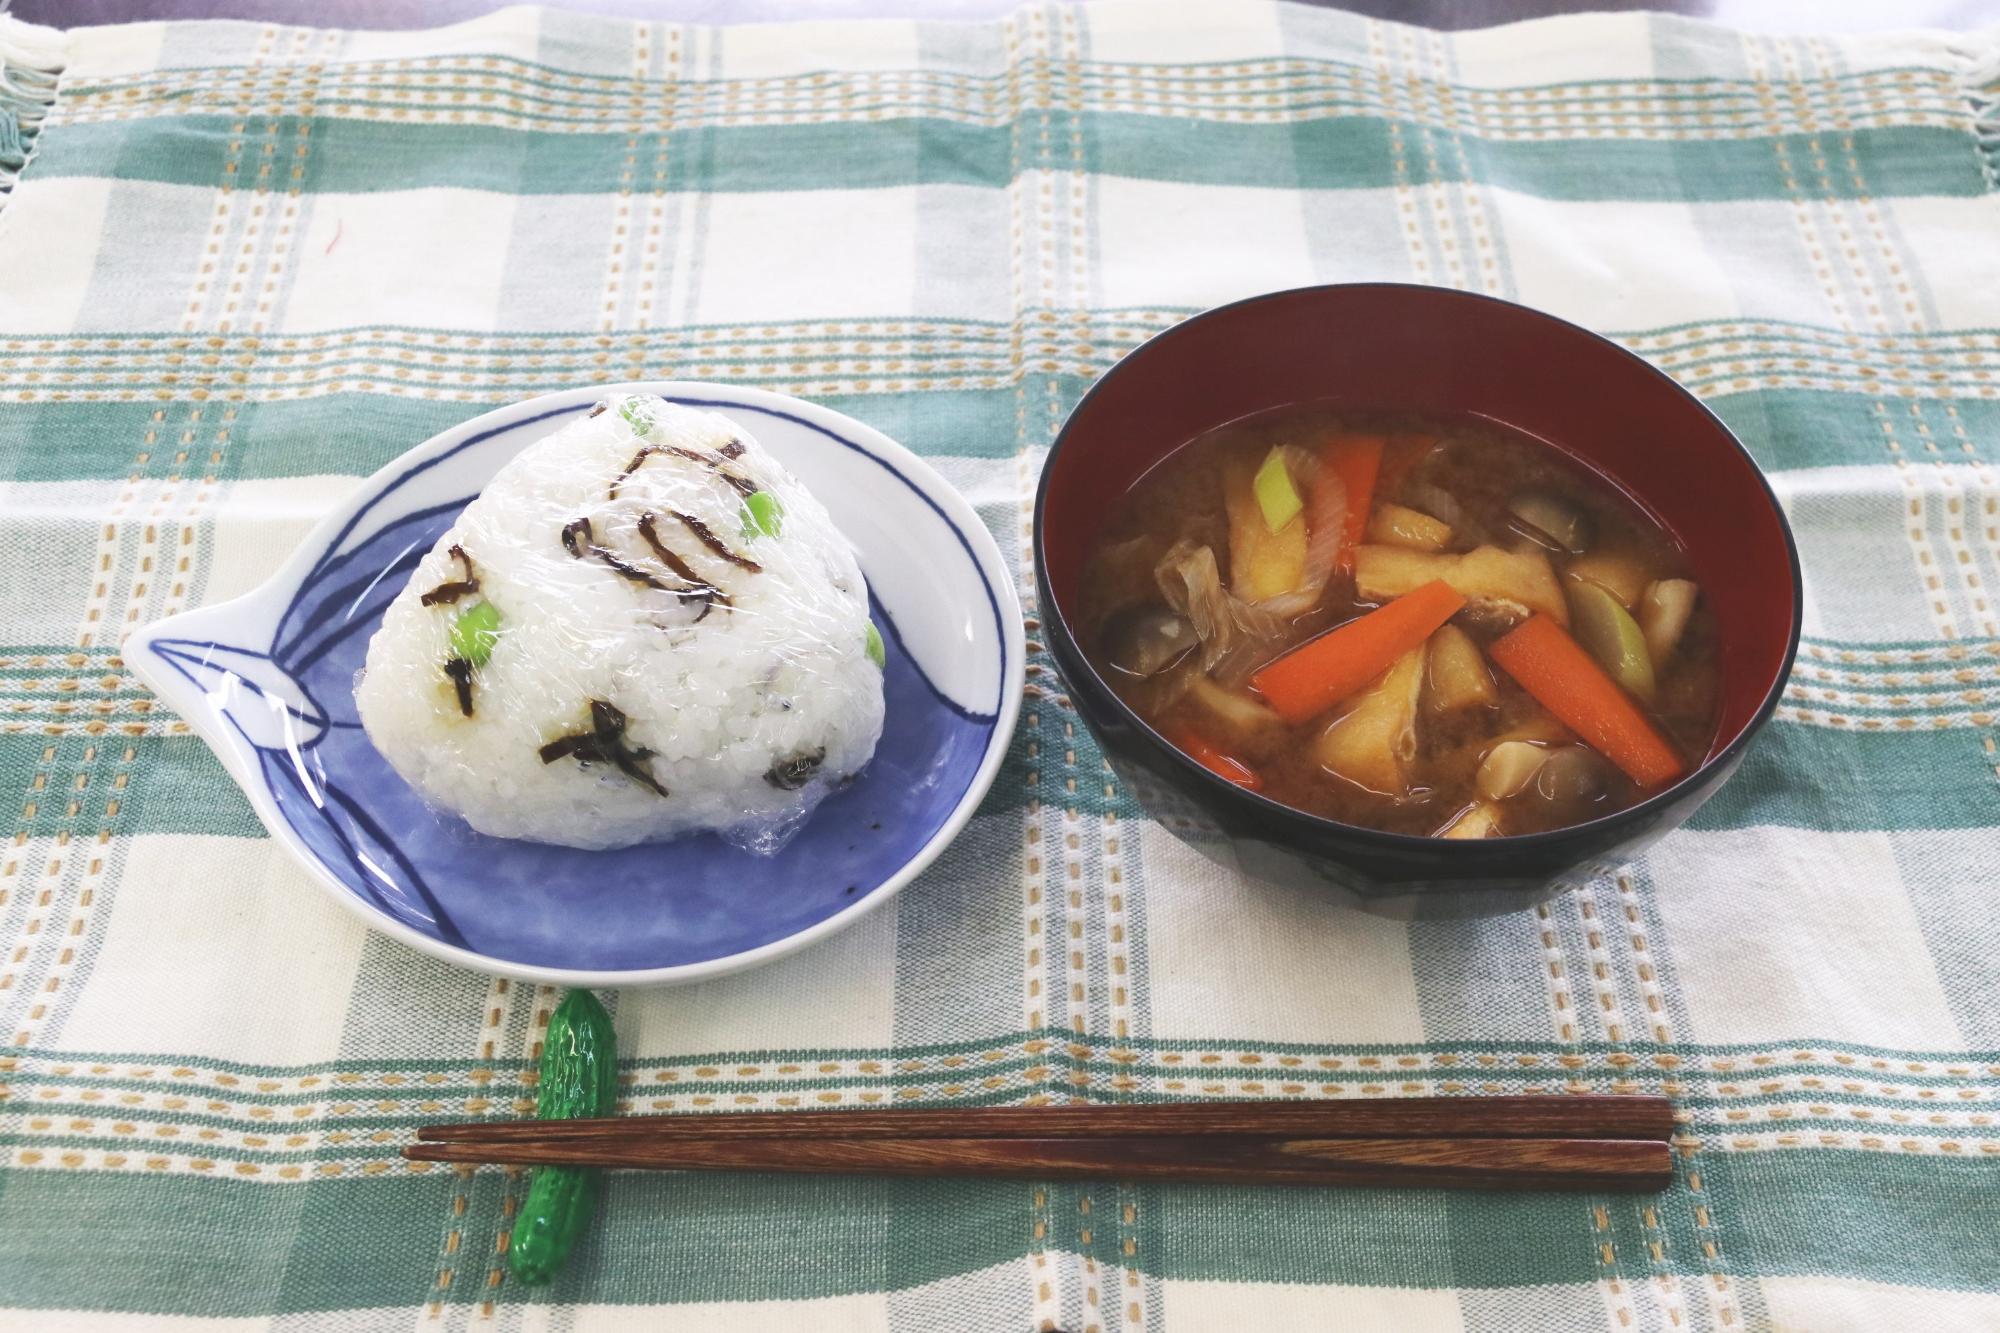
[1,3,1998,1327]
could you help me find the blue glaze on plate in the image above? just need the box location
[127,384,1024,985]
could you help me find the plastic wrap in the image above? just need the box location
[354,394,886,853]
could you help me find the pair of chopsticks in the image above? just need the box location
[407,1094,1674,1193]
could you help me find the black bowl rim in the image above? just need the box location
[1032,281,1805,858]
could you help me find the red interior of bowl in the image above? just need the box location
[1040,285,1799,759]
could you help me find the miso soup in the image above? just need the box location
[1077,406,1719,838]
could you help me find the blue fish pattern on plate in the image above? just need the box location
[129,385,1024,985]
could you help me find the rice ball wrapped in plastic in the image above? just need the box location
[355,394,886,852]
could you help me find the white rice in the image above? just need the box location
[355,395,885,852]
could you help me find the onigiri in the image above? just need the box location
[355,394,885,852]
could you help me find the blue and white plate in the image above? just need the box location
[126,383,1024,986]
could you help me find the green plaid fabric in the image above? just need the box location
[1,2,1998,1327]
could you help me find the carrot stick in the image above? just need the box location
[1167,726,1263,792]
[1487,614,1686,788]
[1250,579,1466,725]
[1322,433,1385,574]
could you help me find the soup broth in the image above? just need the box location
[1077,405,1720,838]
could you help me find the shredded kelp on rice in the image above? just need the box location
[355,394,885,853]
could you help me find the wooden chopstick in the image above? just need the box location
[405,1132,1670,1192]
[416,1095,1673,1146]
[404,1096,1674,1193]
